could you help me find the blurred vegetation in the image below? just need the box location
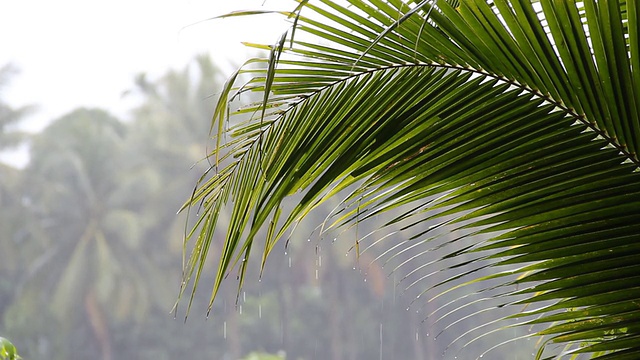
[0,57,536,359]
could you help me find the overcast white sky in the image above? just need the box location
[0,0,291,166]
[0,1,288,151]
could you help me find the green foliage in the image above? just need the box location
[241,351,285,360]
[3,55,459,359]
[182,1,640,359]
[0,337,19,360]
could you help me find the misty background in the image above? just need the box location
[0,1,539,359]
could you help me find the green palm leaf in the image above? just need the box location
[181,0,640,358]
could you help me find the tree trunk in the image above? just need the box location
[85,289,112,360]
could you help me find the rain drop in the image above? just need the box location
[223,321,227,339]
[288,257,292,268]
[259,304,262,319]
[243,292,246,302]
[315,269,319,280]
[318,255,322,267]
[239,305,243,315]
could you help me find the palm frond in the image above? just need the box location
[181,0,640,358]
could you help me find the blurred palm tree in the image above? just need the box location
[0,63,34,322]
[181,1,640,359]
[126,55,227,246]
[8,109,158,360]
[0,64,33,151]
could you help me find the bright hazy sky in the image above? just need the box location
[0,0,287,132]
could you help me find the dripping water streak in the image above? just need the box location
[379,323,383,360]
[280,320,284,344]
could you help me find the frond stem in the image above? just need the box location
[256,62,640,170]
